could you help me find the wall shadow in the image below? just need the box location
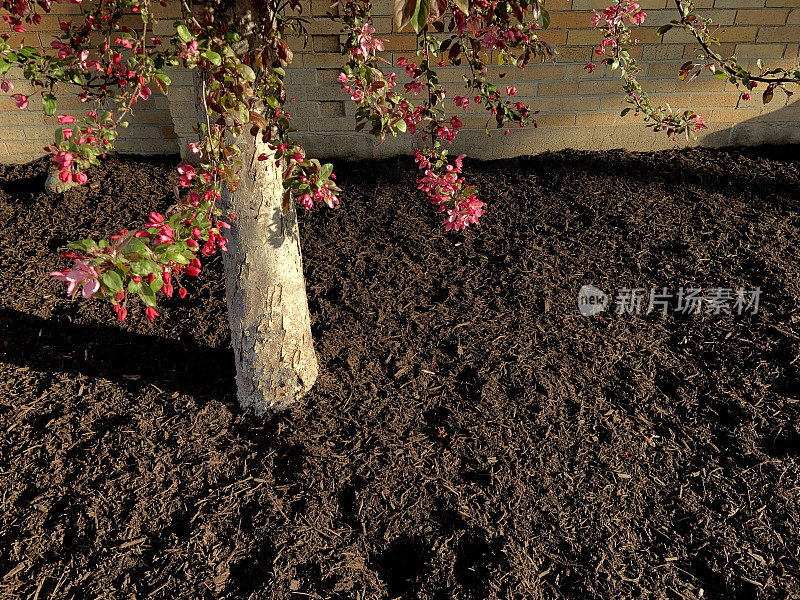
[700,100,800,149]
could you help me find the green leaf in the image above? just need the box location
[101,271,123,292]
[620,107,631,116]
[762,86,774,104]
[42,93,57,116]
[139,282,156,307]
[411,0,430,34]
[67,239,97,252]
[202,50,222,66]
[395,0,420,31]
[237,64,257,82]
[165,247,190,265]
[176,24,192,43]
[657,24,673,36]
[541,9,550,30]
[319,163,334,180]
[131,260,158,276]
[454,0,469,14]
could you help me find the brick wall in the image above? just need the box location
[2,0,799,164]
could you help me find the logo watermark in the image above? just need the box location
[577,286,761,316]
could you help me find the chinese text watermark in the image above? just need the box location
[578,285,761,316]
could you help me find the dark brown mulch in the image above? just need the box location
[0,146,799,600]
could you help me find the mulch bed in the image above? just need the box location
[1,146,799,600]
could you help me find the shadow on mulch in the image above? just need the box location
[1,146,799,600]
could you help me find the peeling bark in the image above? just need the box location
[221,133,318,414]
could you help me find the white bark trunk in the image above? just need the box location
[221,134,318,414]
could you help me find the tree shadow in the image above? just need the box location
[0,307,236,400]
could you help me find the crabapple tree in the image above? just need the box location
[2,0,797,413]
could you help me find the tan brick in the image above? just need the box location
[312,34,341,53]
[305,85,349,101]
[547,11,596,29]
[1,153,44,164]
[646,61,687,77]
[577,79,631,94]
[714,0,768,7]
[789,8,800,21]
[766,0,800,6]
[139,139,180,154]
[709,107,763,121]
[690,91,745,106]
[677,76,727,91]
[564,63,609,78]
[756,25,800,41]
[491,64,565,79]
[599,92,692,108]
[532,95,600,111]
[698,9,739,24]
[537,30,569,45]
[575,111,618,125]
[382,35,419,52]
[734,43,787,57]
[683,43,736,58]
[537,113,577,126]
[735,8,789,23]
[4,140,54,154]
[566,29,604,46]
[0,129,29,141]
[553,46,594,62]
[320,101,346,116]
[537,81,580,96]
[643,45,687,60]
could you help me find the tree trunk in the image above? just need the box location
[44,166,77,194]
[221,133,318,414]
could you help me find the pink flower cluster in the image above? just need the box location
[299,184,339,211]
[591,1,646,28]
[413,150,485,231]
[354,23,386,59]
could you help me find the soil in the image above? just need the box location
[1,146,799,600]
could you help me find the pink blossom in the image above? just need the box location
[50,259,100,299]
[11,94,28,109]
[299,193,314,210]
[53,151,74,169]
[177,164,196,187]
[691,114,707,132]
[445,195,485,231]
